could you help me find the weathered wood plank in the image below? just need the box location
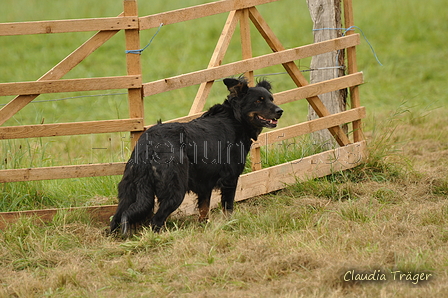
[274,72,363,105]
[124,0,145,147]
[177,140,368,216]
[239,8,260,170]
[343,0,363,142]
[162,112,205,125]
[240,8,254,85]
[253,107,366,148]
[343,0,357,76]
[0,16,138,36]
[0,75,141,96]
[143,35,360,97]
[0,163,126,183]
[139,0,279,30]
[0,118,144,140]
[0,205,117,230]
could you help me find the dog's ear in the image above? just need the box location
[256,79,272,92]
[224,78,249,98]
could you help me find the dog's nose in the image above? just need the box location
[275,107,283,118]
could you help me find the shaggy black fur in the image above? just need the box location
[110,77,283,236]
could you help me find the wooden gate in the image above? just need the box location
[0,0,366,226]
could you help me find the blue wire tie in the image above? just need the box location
[313,26,383,66]
[126,23,163,55]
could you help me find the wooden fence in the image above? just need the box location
[0,0,366,227]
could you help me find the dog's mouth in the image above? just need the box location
[255,114,279,128]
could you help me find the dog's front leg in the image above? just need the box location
[220,185,237,216]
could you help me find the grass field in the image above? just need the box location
[1,0,448,297]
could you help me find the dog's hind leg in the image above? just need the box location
[150,190,185,232]
[122,184,155,237]
[110,169,138,234]
[151,167,189,232]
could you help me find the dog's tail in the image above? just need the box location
[110,162,155,236]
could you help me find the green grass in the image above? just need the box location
[1,0,448,296]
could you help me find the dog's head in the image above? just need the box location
[224,77,283,132]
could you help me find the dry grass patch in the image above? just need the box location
[1,109,448,297]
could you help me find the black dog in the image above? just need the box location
[110,77,283,236]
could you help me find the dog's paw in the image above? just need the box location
[121,216,131,238]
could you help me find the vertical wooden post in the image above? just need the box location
[124,0,144,147]
[343,0,363,142]
[240,8,261,171]
[307,0,347,149]
[240,9,254,85]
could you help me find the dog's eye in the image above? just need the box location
[256,97,264,104]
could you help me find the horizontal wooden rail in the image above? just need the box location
[0,205,118,230]
[163,112,205,125]
[0,163,126,183]
[0,75,141,96]
[143,72,363,128]
[0,16,138,36]
[253,107,366,148]
[178,140,368,216]
[161,106,366,148]
[0,141,367,227]
[0,118,144,140]
[274,72,364,105]
[139,0,278,30]
[236,141,367,201]
[142,34,360,97]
